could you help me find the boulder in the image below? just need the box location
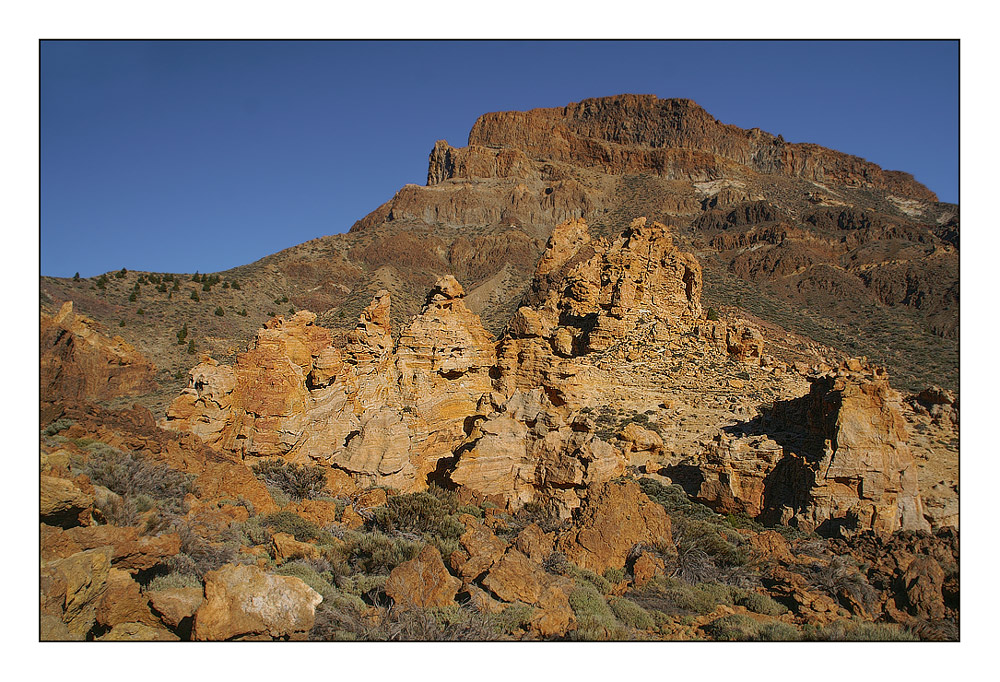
[384,545,461,609]
[146,587,204,628]
[39,547,112,638]
[557,480,672,574]
[40,475,93,528]
[193,564,323,640]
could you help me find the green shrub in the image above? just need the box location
[274,561,338,600]
[261,511,323,542]
[343,530,421,575]
[755,621,801,641]
[42,418,74,437]
[373,491,464,540]
[252,460,327,501]
[494,603,534,636]
[707,308,720,321]
[608,597,654,630]
[569,582,627,641]
[214,306,224,316]
[603,567,627,584]
[705,613,760,641]
[803,620,918,642]
[734,590,788,616]
[143,571,201,592]
[82,444,193,514]
[190,290,199,301]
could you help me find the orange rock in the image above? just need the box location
[146,587,204,628]
[529,585,576,638]
[514,523,555,564]
[193,564,322,641]
[272,532,322,565]
[481,549,550,604]
[96,568,159,629]
[557,480,672,574]
[384,545,461,609]
[40,301,158,401]
[632,552,665,589]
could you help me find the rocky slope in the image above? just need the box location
[41,95,957,407]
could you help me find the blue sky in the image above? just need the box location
[40,40,959,278]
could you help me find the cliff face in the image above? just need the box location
[448,95,936,201]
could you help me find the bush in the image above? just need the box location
[705,613,760,641]
[342,530,421,575]
[707,308,720,322]
[82,444,193,515]
[373,491,464,540]
[261,511,323,542]
[608,597,655,630]
[42,418,74,437]
[568,582,627,640]
[187,339,196,354]
[190,290,199,301]
[144,571,201,592]
[803,620,918,642]
[734,590,788,616]
[252,460,327,501]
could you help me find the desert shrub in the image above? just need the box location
[705,613,761,641]
[707,307,720,322]
[214,306,224,316]
[805,556,879,612]
[343,604,501,642]
[626,576,741,617]
[755,621,802,641]
[342,530,421,575]
[176,527,246,577]
[190,290,199,301]
[261,511,323,542]
[803,620,918,642]
[603,567,626,584]
[569,582,628,641]
[274,561,338,600]
[251,460,327,501]
[484,602,530,637]
[544,556,612,595]
[608,597,655,630]
[143,570,201,592]
[638,478,719,522]
[42,418,74,437]
[734,590,788,616]
[82,444,193,515]
[375,492,465,539]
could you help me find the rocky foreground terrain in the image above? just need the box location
[40,96,958,642]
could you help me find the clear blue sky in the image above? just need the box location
[40,40,958,278]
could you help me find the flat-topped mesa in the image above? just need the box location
[40,301,159,402]
[163,277,497,492]
[693,358,929,536]
[432,95,936,202]
[496,217,710,400]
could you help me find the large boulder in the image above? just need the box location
[384,545,461,609]
[193,564,323,641]
[39,547,112,639]
[556,480,672,574]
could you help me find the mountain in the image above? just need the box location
[40,95,958,414]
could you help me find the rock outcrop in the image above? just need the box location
[692,360,929,536]
[164,276,496,492]
[40,301,158,401]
